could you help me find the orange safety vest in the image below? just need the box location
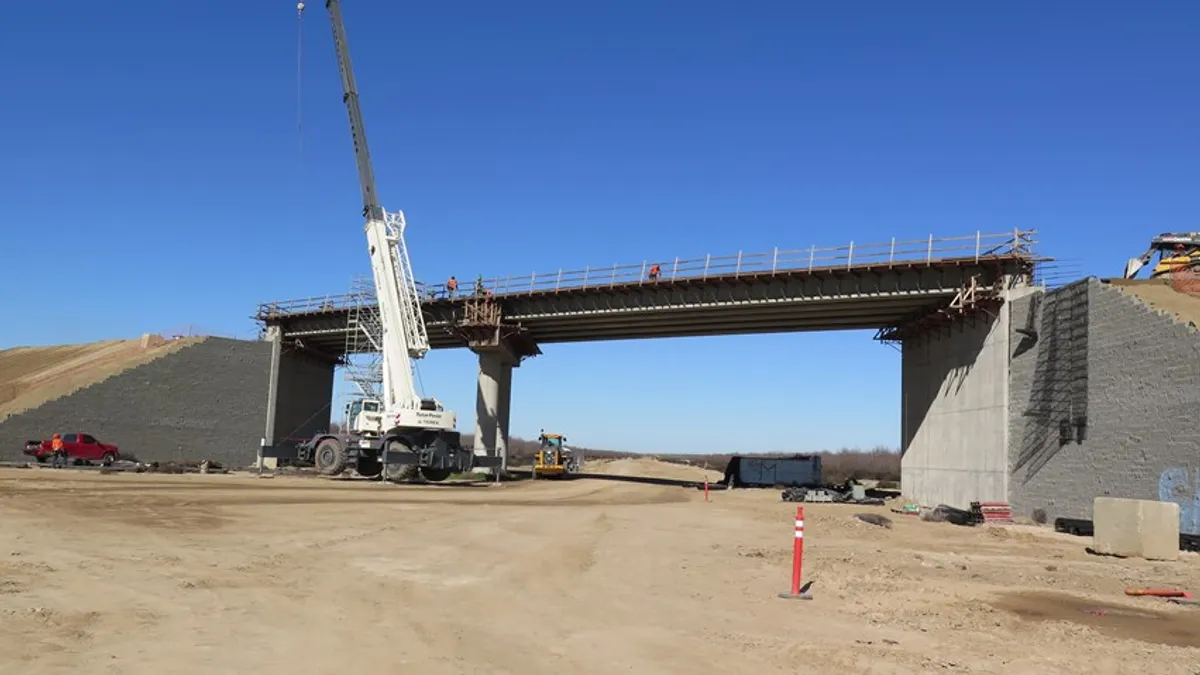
[51,437,63,451]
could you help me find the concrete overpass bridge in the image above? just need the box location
[256,229,1039,492]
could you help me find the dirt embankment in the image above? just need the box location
[1107,278,1200,328]
[0,337,201,421]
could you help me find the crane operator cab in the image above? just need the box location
[345,398,384,437]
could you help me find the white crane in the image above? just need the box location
[296,1,494,481]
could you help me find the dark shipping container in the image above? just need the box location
[723,455,823,488]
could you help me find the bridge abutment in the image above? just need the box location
[261,326,337,462]
[897,285,1038,508]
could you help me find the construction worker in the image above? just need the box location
[648,263,661,281]
[474,275,485,296]
[447,276,458,297]
[50,433,66,469]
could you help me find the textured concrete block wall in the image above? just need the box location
[1008,278,1200,533]
[0,338,274,467]
[900,299,1013,509]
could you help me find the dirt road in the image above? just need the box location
[1,460,1198,674]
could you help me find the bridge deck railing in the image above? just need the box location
[257,229,1035,316]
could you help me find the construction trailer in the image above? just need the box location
[722,455,822,488]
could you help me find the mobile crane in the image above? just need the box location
[295,0,498,481]
[1124,232,1200,279]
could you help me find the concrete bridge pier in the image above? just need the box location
[454,297,542,474]
[472,343,519,474]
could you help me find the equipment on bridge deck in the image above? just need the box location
[531,432,581,479]
[1124,232,1200,279]
[294,1,498,482]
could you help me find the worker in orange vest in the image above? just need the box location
[447,276,458,297]
[648,263,661,281]
[50,433,66,469]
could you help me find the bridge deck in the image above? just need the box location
[257,231,1037,355]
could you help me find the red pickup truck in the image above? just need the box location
[24,433,120,466]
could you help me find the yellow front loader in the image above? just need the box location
[531,432,581,479]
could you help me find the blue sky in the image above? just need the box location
[1,1,1196,453]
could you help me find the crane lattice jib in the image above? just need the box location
[385,210,431,357]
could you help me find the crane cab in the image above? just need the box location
[345,398,384,436]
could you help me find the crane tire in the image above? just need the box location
[419,467,452,482]
[314,438,348,476]
[383,461,419,483]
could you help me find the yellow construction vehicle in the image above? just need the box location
[1125,232,1200,279]
[531,431,581,479]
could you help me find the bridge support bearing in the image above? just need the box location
[451,298,541,475]
[875,276,1006,345]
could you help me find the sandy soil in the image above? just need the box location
[1,462,1198,675]
[0,337,201,420]
[1109,279,1200,327]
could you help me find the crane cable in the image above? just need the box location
[296,2,305,159]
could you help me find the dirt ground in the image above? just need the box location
[1,459,1198,675]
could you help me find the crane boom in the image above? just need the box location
[325,0,382,221]
[320,0,446,426]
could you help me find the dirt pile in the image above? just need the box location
[1109,278,1200,329]
[0,336,202,421]
[585,457,722,482]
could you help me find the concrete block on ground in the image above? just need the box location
[1092,497,1180,561]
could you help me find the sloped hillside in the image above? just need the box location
[0,336,275,467]
[0,336,202,422]
[1109,278,1200,330]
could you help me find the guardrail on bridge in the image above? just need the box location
[256,229,1036,317]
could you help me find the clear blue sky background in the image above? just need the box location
[1,1,1196,453]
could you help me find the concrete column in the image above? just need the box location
[473,350,515,473]
[262,325,283,449]
[474,353,502,460]
[496,361,513,472]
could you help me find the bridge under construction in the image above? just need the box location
[257,229,1038,500]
